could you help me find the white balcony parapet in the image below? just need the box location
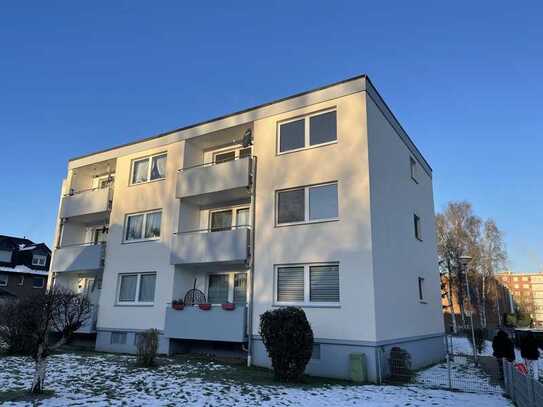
[164,305,247,342]
[60,187,111,219]
[170,227,250,266]
[176,156,252,204]
[52,243,105,273]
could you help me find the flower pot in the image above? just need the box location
[198,303,212,311]
[222,303,235,311]
[172,303,184,310]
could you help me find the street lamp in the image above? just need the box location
[459,255,478,365]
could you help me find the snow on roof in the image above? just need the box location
[0,265,49,276]
[18,245,37,251]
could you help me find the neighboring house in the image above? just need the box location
[498,271,543,328]
[50,75,444,381]
[0,235,50,299]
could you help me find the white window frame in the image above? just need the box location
[273,262,340,307]
[32,276,45,289]
[123,210,162,243]
[0,273,7,286]
[276,181,339,226]
[116,272,157,306]
[32,255,47,266]
[129,152,167,185]
[277,108,337,155]
[208,205,251,231]
[206,272,247,305]
[211,145,252,165]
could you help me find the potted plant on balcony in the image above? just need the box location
[198,303,212,311]
[221,302,235,311]
[172,299,185,310]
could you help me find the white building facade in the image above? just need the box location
[49,75,445,381]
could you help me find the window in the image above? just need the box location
[209,206,250,231]
[0,250,12,262]
[275,263,339,306]
[278,109,337,153]
[207,272,247,304]
[124,210,162,242]
[277,182,338,225]
[418,277,425,301]
[0,273,7,286]
[214,150,236,164]
[410,157,418,183]
[130,153,167,184]
[212,146,252,164]
[117,273,156,304]
[111,332,127,345]
[414,214,422,241]
[32,277,45,288]
[32,255,47,266]
[17,275,24,286]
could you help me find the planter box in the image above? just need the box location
[222,303,235,311]
[198,303,212,311]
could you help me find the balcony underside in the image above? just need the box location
[164,306,247,342]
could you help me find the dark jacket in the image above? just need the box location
[520,332,540,361]
[492,330,515,362]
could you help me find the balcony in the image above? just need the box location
[170,227,250,266]
[176,156,252,205]
[60,187,111,220]
[51,243,105,273]
[164,305,247,342]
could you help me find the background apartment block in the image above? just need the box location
[498,271,543,327]
[50,75,445,381]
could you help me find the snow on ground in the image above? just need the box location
[0,352,512,407]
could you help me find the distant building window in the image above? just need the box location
[414,214,422,241]
[32,255,47,267]
[0,273,7,286]
[17,275,24,286]
[117,273,156,304]
[111,332,127,345]
[276,182,338,225]
[130,153,167,185]
[418,277,425,301]
[32,277,45,288]
[278,109,337,153]
[0,250,12,262]
[410,157,418,183]
[275,263,340,306]
[124,210,162,242]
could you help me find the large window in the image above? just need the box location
[209,206,250,232]
[275,263,339,306]
[207,272,247,304]
[117,273,156,304]
[277,182,338,225]
[278,109,337,153]
[32,255,47,266]
[130,153,167,185]
[124,210,162,242]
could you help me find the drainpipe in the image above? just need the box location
[247,156,257,367]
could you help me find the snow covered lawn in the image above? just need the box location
[0,352,512,406]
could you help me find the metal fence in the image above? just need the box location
[503,360,543,407]
[386,352,503,394]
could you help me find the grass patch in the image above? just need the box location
[0,389,55,403]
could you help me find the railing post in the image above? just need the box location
[447,352,452,390]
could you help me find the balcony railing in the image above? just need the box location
[51,242,105,273]
[170,226,250,266]
[60,186,112,219]
[176,156,252,205]
[164,305,247,342]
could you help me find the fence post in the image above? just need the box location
[446,352,452,390]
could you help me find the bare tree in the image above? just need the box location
[0,286,90,394]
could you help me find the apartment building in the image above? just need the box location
[498,271,543,327]
[49,75,444,381]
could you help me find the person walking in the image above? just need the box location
[520,331,540,380]
[492,330,515,380]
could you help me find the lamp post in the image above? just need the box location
[460,254,477,366]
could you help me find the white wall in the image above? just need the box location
[366,94,444,341]
[251,92,378,342]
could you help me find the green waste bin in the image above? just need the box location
[350,353,367,383]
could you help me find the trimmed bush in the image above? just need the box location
[259,307,314,382]
[136,329,159,367]
[389,347,414,383]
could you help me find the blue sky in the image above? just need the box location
[1,2,541,272]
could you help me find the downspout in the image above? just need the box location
[247,156,257,367]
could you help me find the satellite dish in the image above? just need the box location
[242,129,252,147]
